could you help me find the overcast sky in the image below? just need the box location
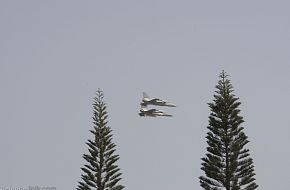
[1,1,290,190]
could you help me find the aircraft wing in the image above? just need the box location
[146,108,160,114]
[150,98,164,103]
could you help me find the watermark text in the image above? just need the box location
[0,186,56,190]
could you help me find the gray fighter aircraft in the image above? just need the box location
[139,107,172,117]
[141,92,176,107]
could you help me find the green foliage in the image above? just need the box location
[199,71,258,190]
[77,89,124,190]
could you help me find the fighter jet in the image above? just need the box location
[139,107,172,117]
[141,92,176,107]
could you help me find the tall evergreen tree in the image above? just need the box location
[199,71,258,190]
[77,89,124,190]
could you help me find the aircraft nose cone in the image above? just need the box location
[168,103,176,107]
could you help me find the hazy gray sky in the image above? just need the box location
[1,1,290,190]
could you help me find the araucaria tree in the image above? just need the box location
[77,89,124,190]
[199,71,258,190]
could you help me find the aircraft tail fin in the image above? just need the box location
[143,92,150,99]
